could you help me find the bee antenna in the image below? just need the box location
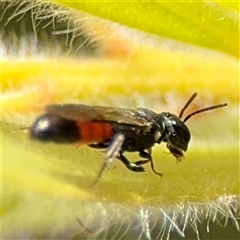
[183,103,228,123]
[179,92,197,118]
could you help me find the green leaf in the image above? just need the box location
[52,0,239,57]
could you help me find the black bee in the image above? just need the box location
[30,93,227,185]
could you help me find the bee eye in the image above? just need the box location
[168,121,191,151]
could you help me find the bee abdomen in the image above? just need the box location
[76,122,113,143]
[30,113,113,144]
[30,113,80,143]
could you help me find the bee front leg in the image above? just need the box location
[135,150,163,178]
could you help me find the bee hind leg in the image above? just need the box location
[88,142,108,149]
[89,133,125,187]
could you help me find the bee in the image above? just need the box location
[30,93,227,185]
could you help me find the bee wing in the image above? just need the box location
[104,107,151,126]
[46,104,106,122]
[45,104,150,127]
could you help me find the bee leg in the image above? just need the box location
[135,150,163,177]
[89,133,125,187]
[117,154,145,172]
[88,142,108,149]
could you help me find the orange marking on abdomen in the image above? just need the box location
[76,122,113,143]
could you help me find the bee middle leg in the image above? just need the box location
[134,150,163,177]
[117,153,145,172]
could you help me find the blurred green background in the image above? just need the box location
[1,0,239,239]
